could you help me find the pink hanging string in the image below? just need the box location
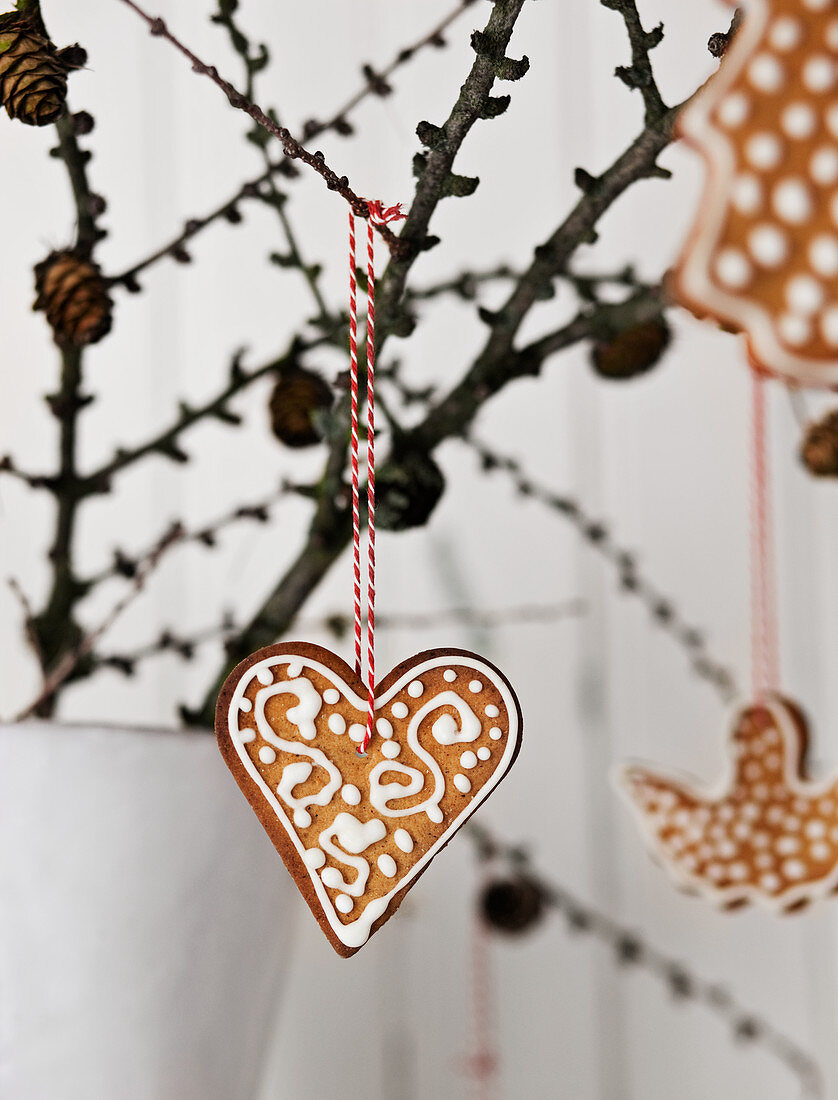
[349,200,406,754]
[749,367,781,699]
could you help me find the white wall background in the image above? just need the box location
[2,1,838,1097]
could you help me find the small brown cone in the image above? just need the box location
[0,10,80,127]
[269,366,333,448]
[592,317,671,381]
[479,875,546,936]
[801,410,838,478]
[33,250,113,347]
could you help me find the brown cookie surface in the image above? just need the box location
[216,643,522,956]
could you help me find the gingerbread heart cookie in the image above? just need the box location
[216,643,522,956]
[674,0,838,386]
[617,695,838,912]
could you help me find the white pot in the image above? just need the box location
[0,721,296,1100]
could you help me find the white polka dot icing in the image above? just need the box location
[468,680,483,693]
[477,746,491,761]
[221,646,522,953]
[619,697,838,913]
[258,745,277,764]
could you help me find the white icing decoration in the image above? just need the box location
[485,704,500,719]
[746,132,782,169]
[718,92,749,128]
[239,728,256,744]
[821,307,838,346]
[323,688,340,705]
[239,697,253,713]
[407,680,424,698]
[731,173,762,214]
[770,16,801,51]
[391,701,409,719]
[377,854,397,878]
[460,751,478,770]
[348,723,367,743]
[772,178,812,224]
[226,650,521,949]
[257,668,274,686]
[749,224,788,267]
[304,848,325,870]
[443,669,457,682]
[477,746,491,761]
[394,828,413,853]
[258,745,277,764]
[810,146,838,185]
[376,717,394,739]
[748,54,784,93]
[287,661,302,678]
[454,774,471,794]
[341,784,361,806]
[382,741,400,759]
[318,813,387,897]
[468,680,483,693]
[328,713,346,735]
[715,248,752,288]
[786,275,824,315]
[809,235,838,277]
[335,894,353,914]
[803,55,834,93]
[779,313,811,347]
[259,678,322,741]
[489,727,503,740]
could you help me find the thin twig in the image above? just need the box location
[115,0,405,253]
[469,824,824,1099]
[466,437,738,702]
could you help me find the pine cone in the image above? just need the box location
[591,317,671,381]
[801,410,838,478]
[33,250,113,347]
[479,875,546,936]
[0,11,83,127]
[376,449,444,531]
[269,365,333,448]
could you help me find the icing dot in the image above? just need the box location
[321,867,343,889]
[716,248,752,289]
[293,809,312,828]
[780,314,812,346]
[828,104,838,138]
[782,102,816,140]
[328,713,346,735]
[828,19,838,51]
[489,727,503,740]
[377,854,397,878]
[706,863,724,882]
[286,661,302,678]
[394,829,414,853]
[376,717,393,739]
[428,806,443,824]
[804,55,835,93]
[733,821,751,840]
[348,723,367,743]
[238,697,253,713]
[749,224,788,267]
[304,848,325,870]
[382,741,400,759]
[770,16,802,51]
[718,92,750,128]
[239,728,256,744]
[717,840,737,859]
[810,234,838,276]
[257,668,274,686]
[732,173,763,215]
[323,688,340,705]
[454,773,471,794]
[787,274,824,315]
[749,54,784,93]
[341,784,361,805]
[485,704,500,718]
[786,816,802,832]
[460,751,478,770]
[746,133,783,169]
[755,852,773,870]
[443,669,457,682]
[761,873,781,892]
[782,858,807,880]
[805,0,831,9]
[391,701,409,719]
[407,680,424,698]
[335,894,353,914]
[821,306,838,346]
[776,835,800,855]
[468,680,483,693]
[258,745,277,764]
[752,831,770,848]
[811,842,831,861]
[773,177,812,223]
[477,746,491,761]
[811,146,838,185]
[729,862,749,881]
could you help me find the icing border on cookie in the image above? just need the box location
[615,694,838,912]
[676,0,838,386]
[226,652,521,948]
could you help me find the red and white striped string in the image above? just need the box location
[749,367,780,700]
[348,199,405,753]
